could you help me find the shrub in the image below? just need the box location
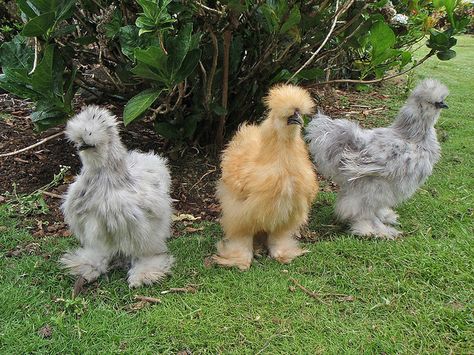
[0,0,469,146]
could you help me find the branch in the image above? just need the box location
[313,50,436,86]
[0,131,64,158]
[287,0,340,82]
[193,1,225,16]
[216,29,232,148]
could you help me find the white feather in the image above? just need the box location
[60,106,174,287]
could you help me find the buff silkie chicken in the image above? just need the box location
[60,106,174,287]
[306,78,449,238]
[212,84,319,270]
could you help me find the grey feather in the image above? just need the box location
[60,106,174,287]
[305,79,448,238]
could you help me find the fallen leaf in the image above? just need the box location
[134,295,161,304]
[172,213,201,222]
[184,226,204,233]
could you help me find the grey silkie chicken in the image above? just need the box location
[305,79,449,238]
[60,106,174,287]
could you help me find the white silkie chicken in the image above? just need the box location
[61,106,174,287]
[306,79,449,238]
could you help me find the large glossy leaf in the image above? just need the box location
[0,35,34,70]
[369,21,396,57]
[56,0,76,22]
[167,23,193,74]
[16,0,40,18]
[21,12,56,37]
[154,121,180,140]
[0,73,39,99]
[437,49,456,60]
[31,45,56,97]
[280,7,301,34]
[172,48,201,84]
[123,88,163,125]
[134,46,168,71]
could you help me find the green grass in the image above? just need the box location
[1,36,473,354]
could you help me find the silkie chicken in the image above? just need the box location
[213,84,319,270]
[61,106,174,287]
[306,78,449,238]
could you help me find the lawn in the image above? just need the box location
[1,36,473,354]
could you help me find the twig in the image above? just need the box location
[313,50,435,86]
[134,295,162,304]
[189,166,217,191]
[290,277,361,303]
[206,28,219,107]
[289,277,329,304]
[0,131,64,158]
[288,0,340,82]
[40,191,63,199]
[194,0,225,15]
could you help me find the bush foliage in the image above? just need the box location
[0,0,469,146]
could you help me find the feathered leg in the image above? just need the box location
[212,234,253,270]
[376,207,399,225]
[128,253,175,288]
[267,228,309,264]
[60,244,112,282]
[336,189,401,239]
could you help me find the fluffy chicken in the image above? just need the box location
[306,79,449,238]
[61,106,174,287]
[213,84,319,270]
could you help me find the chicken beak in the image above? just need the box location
[435,101,448,109]
[287,111,303,126]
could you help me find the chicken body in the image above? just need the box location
[214,85,318,270]
[61,106,174,287]
[306,79,449,238]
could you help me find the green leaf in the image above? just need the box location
[280,7,301,34]
[437,49,456,61]
[167,23,194,75]
[134,46,168,71]
[172,48,201,85]
[16,0,40,18]
[56,0,76,22]
[0,35,34,70]
[259,4,279,33]
[154,121,180,140]
[0,73,39,99]
[31,45,55,96]
[296,68,324,81]
[131,63,167,83]
[27,0,57,13]
[369,21,396,57]
[400,51,412,67]
[51,24,77,38]
[211,103,227,116]
[123,88,163,125]
[21,12,56,37]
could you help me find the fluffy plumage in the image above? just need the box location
[213,84,319,270]
[60,106,174,287]
[306,78,449,238]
